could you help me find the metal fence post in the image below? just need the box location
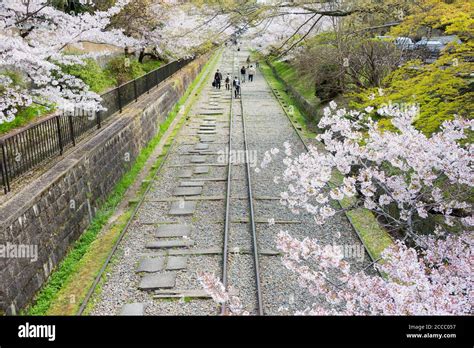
[117,85,123,113]
[68,115,75,146]
[1,141,10,194]
[56,115,63,155]
[97,110,102,129]
[133,79,138,102]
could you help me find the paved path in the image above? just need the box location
[90,46,369,316]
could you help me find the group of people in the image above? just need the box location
[239,65,256,83]
[213,59,258,99]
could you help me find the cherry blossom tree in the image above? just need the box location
[0,0,239,124]
[245,12,331,55]
[261,102,473,240]
[200,229,472,315]
[204,0,415,56]
[261,102,473,315]
[0,0,137,123]
[200,103,473,315]
[106,0,168,62]
[276,229,472,315]
[155,4,234,57]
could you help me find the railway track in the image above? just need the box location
[87,45,372,316]
[221,51,263,315]
[82,47,267,316]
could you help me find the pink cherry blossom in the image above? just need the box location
[197,272,249,316]
[261,103,473,239]
[276,230,473,315]
[0,0,136,120]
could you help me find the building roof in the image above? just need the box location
[429,35,461,45]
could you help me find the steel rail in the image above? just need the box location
[221,48,264,315]
[238,79,264,315]
[221,50,235,315]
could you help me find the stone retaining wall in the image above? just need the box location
[0,54,209,315]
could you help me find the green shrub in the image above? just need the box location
[0,104,51,135]
[139,59,163,74]
[63,58,116,93]
[272,60,319,104]
[105,56,162,85]
[349,52,473,136]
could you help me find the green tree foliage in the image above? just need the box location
[105,56,162,86]
[349,54,472,136]
[63,58,117,93]
[391,0,473,42]
[63,56,162,91]
[350,0,473,135]
[293,33,401,102]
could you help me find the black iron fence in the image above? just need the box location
[0,57,194,194]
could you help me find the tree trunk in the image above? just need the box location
[138,49,146,63]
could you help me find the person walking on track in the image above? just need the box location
[240,66,246,83]
[248,65,255,82]
[233,76,241,98]
[214,69,222,89]
[225,73,231,91]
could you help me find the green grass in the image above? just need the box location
[139,59,163,74]
[63,58,117,93]
[0,104,51,135]
[259,60,316,137]
[24,49,221,315]
[271,60,319,105]
[346,208,393,261]
[330,172,393,260]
